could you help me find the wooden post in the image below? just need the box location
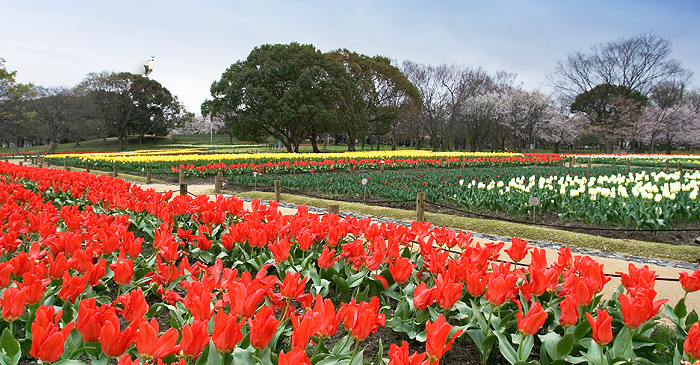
[86,162,90,174]
[380,164,384,173]
[32,157,36,165]
[460,160,465,169]
[38,158,43,168]
[612,158,616,166]
[46,159,50,167]
[587,159,592,168]
[665,160,670,170]
[113,164,118,177]
[328,204,339,215]
[18,161,23,166]
[180,183,188,196]
[64,159,68,170]
[274,180,281,202]
[679,162,684,171]
[179,170,184,185]
[416,192,426,222]
[626,159,631,170]
[214,172,222,194]
[498,160,503,168]
[569,156,574,167]
[146,169,152,184]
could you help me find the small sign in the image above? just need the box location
[528,197,540,206]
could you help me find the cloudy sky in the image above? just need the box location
[4,0,699,114]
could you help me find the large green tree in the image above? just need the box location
[571,84,647,152]
[326,49,420,151]
[203,42,342,153]
[78,72,182,149]
[0,58,34,155]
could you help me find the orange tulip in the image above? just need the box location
[685,322,700,361]
[586,309,613,345]
[517,301,548,336]
[248,306,280,350]
[212,309,244,353]
[30,305,75,362]
[680,270,700,293]
[425,314,462,363]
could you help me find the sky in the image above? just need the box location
[3,0,700,115]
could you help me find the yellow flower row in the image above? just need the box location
[45,150,525,164]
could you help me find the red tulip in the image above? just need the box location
[617,263,658,296]
[291,311,317,350]
[389,256,415,284]
[317,245,340,268]
[183,281,213,322]
[485,274,518,306]
[586,309,613,345]
[680,270,700,293]
[0,286,29,322]
[517,301,548,336]
[278,347,311,365]
[466,271,486,297]
[136,318,181,360]
[425,314,462,363]
[100,311,142,357]
[76,298,107,343]
[180,320,209,360]
[388,341,428,365]
[339,297,385,341]
[212,309,244,353]
[618,289,667,329]
[310,294,340,338]
[434,275,463,310]
[413,282,436,310]
[58,271,87,303]
[268,238,291,263]
[558,294,579,327]
[505,237,530,262]
[248,306,280,350]
[30,305,75,362]
[117,287,149,323]
[685,322,700,361]
[110,250,134,285]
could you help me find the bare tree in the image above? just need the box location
[549,33,691,106]
[28,87,78,154]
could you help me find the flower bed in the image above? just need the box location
[0,161,698,364]
[44,150,564,176]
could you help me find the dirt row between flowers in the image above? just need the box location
[8,158,698,313]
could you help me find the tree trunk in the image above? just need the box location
[13,136,19,156]
[49,141,58,155]
[310,137,320,153]
[73,140,80,148]
[139,134,144,145]
[553,142,560,153]
[102,137,107,149]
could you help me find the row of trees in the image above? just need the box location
[203,34,699,153]
[0,60,191,154]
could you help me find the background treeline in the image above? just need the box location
[2,33,699,154]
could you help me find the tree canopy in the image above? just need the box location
[203,43,420,152]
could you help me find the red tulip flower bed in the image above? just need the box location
[1,161,699,365]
